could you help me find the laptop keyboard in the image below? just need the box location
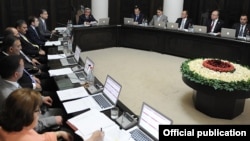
[130,129,152,141]
[75,72,86,79]
[92,94,112,109]
[67,57,76,64]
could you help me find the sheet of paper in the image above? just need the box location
[69,109,134,141]
[62,97,95,114]
[48,68,73,76]
[45,41,61,46]
[55,27,67,31]
[56,86,89,101]
[47,54,66,60]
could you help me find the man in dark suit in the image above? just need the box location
[0,55,64,133]
[26,16,47,47]
[206,10,224,33]
[78,7,97,25]
[131,5,145,24]
[38,9,55,39]
[176,10,193,30]
[232,14,250,37]
[3,27,48,74]
[16,19,47,64]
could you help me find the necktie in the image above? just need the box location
[239,25,244,37]
[20,50,32,63]
[210,21,214,32]
[34,28,40,39]
[136,15,138,21]
[180,19,185,29]
[20,34,39,49]
[43,21,47,31]
[23,69,35,83]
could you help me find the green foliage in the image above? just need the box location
[180,59,250,92]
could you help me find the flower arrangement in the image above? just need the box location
[181,58,250,91]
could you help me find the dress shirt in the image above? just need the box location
[210,19,218,33]
[157,15,162,22]
[238,24,246,37]
[180,18,187,29]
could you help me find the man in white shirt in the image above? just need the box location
[175,10,193,30]
[206,10,224,33]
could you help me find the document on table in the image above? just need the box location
[45,41,61,46]
[48,68,73,76]
[56,86,89,101]
[47,54,66,60]
[67,109,132,141]
[63,97,94,114]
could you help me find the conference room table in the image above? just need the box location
[47,47,138,141]
[72,24,250,66]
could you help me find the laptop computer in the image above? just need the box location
[193,25,207,34]
[128,102,173,141]
[124,18,134,25]
[154,21,166,29]
[82,75,122,111]
[60,45,81,66]
[221,28,236,39]
[98,18,110,26]
[166,22,179,30]
[73,57,95,80]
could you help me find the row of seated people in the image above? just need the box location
[76,5,250,38]
[0,12,104,141]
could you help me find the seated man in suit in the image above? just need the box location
[1,32,49,80]
[38,9,55,39]
[149,7,168,26]
[232,14,250,38]
[26,16,47,47]
[78,7,97,25]
[206,10,224,34]
[176,10,193,30]
[16,19,47,64]
[131,5,145,24]
[0,55,64,133]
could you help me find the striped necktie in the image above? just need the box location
[20,50,32,63]
[20,34,39,49]
[23,69,35,83]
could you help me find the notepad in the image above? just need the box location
[67,109,132,141]
[56,86,89,101]
[48,68,73,76]
[47,54,66,60]
[45,41,61,46]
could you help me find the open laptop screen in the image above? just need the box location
[139,102,172,140]
[74,45,81,62]
[84,57,95,74]
[103,75,122,105]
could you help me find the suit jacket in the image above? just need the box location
[206,19,224,33]
[78,14,97,25]
[26,26,46,46]
[175,18,193,29]
[19,34,40,57]
[0,78,18,109]
[38,18,51,38]
[0,78,58,133]
[131,13,144,24]
[149,15,168,26]
[232,23,250,37]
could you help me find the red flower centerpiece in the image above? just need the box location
[202,59,235,73]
